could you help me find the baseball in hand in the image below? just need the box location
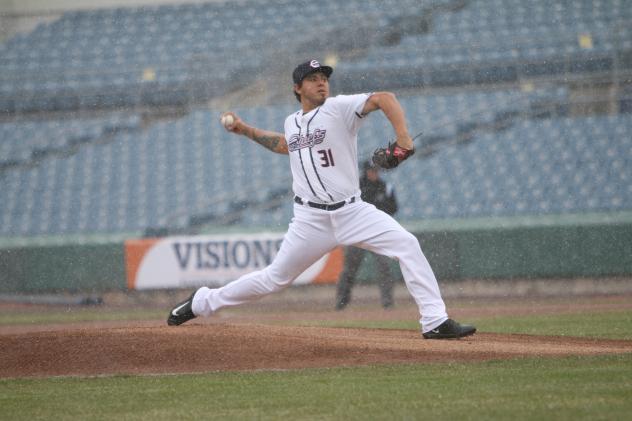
[221,114,234,129]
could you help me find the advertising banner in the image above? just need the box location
[125,233,343,290]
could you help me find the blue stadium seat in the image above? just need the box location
[336,0,627,90]
[1,0,631,240]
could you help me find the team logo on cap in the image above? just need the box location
[310,60,320,68]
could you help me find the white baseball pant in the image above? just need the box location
[192,199,449,332]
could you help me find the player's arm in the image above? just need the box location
[361,92,413,150]
[220,112,288,155]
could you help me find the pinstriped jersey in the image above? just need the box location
[284,93,372,204]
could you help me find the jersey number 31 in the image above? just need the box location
[317,149,335,167]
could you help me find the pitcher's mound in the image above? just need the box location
[2,323,631,378]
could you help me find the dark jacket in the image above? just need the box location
[360,175,398,215]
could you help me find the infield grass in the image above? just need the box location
[0,308,165,326]
[2,301,632,340]
[294,309,632,340]
[1,355,631,421]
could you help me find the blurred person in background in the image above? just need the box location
[335,160,398,310]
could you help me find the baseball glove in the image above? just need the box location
[372,141,415,169]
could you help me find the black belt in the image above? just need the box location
[294,196,356,211]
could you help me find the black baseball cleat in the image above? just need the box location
[167,292,197,326]
[422,318,476,339]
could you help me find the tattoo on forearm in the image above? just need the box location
[253,133,281,151]
[245,126,286,153]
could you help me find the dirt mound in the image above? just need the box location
[2,323,631,378]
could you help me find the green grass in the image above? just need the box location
[5,308,631,340]
[471,310,632,340]
[0,308,165,326]
[3,305,631,341]
[1,355,631,420]
[292,309,632,340]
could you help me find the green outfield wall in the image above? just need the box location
[0,242,126,293]
[419,222,632,280]
[1,212,631,293]
[348,212,632,283]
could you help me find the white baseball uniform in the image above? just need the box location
[192,93,448,332]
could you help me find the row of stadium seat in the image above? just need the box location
[0,114,141,167]
[337,0,631,91]
[0,0,424,111]
[4,87,631,237]
[393,115,632,219]
[2,0,629,112]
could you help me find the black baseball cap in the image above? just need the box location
[292,59,333,84]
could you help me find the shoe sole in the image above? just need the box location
[423,327,477,340]
[167,313,196,326]
[167,317,189,326]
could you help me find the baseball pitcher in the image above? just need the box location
[168,59,476,339]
